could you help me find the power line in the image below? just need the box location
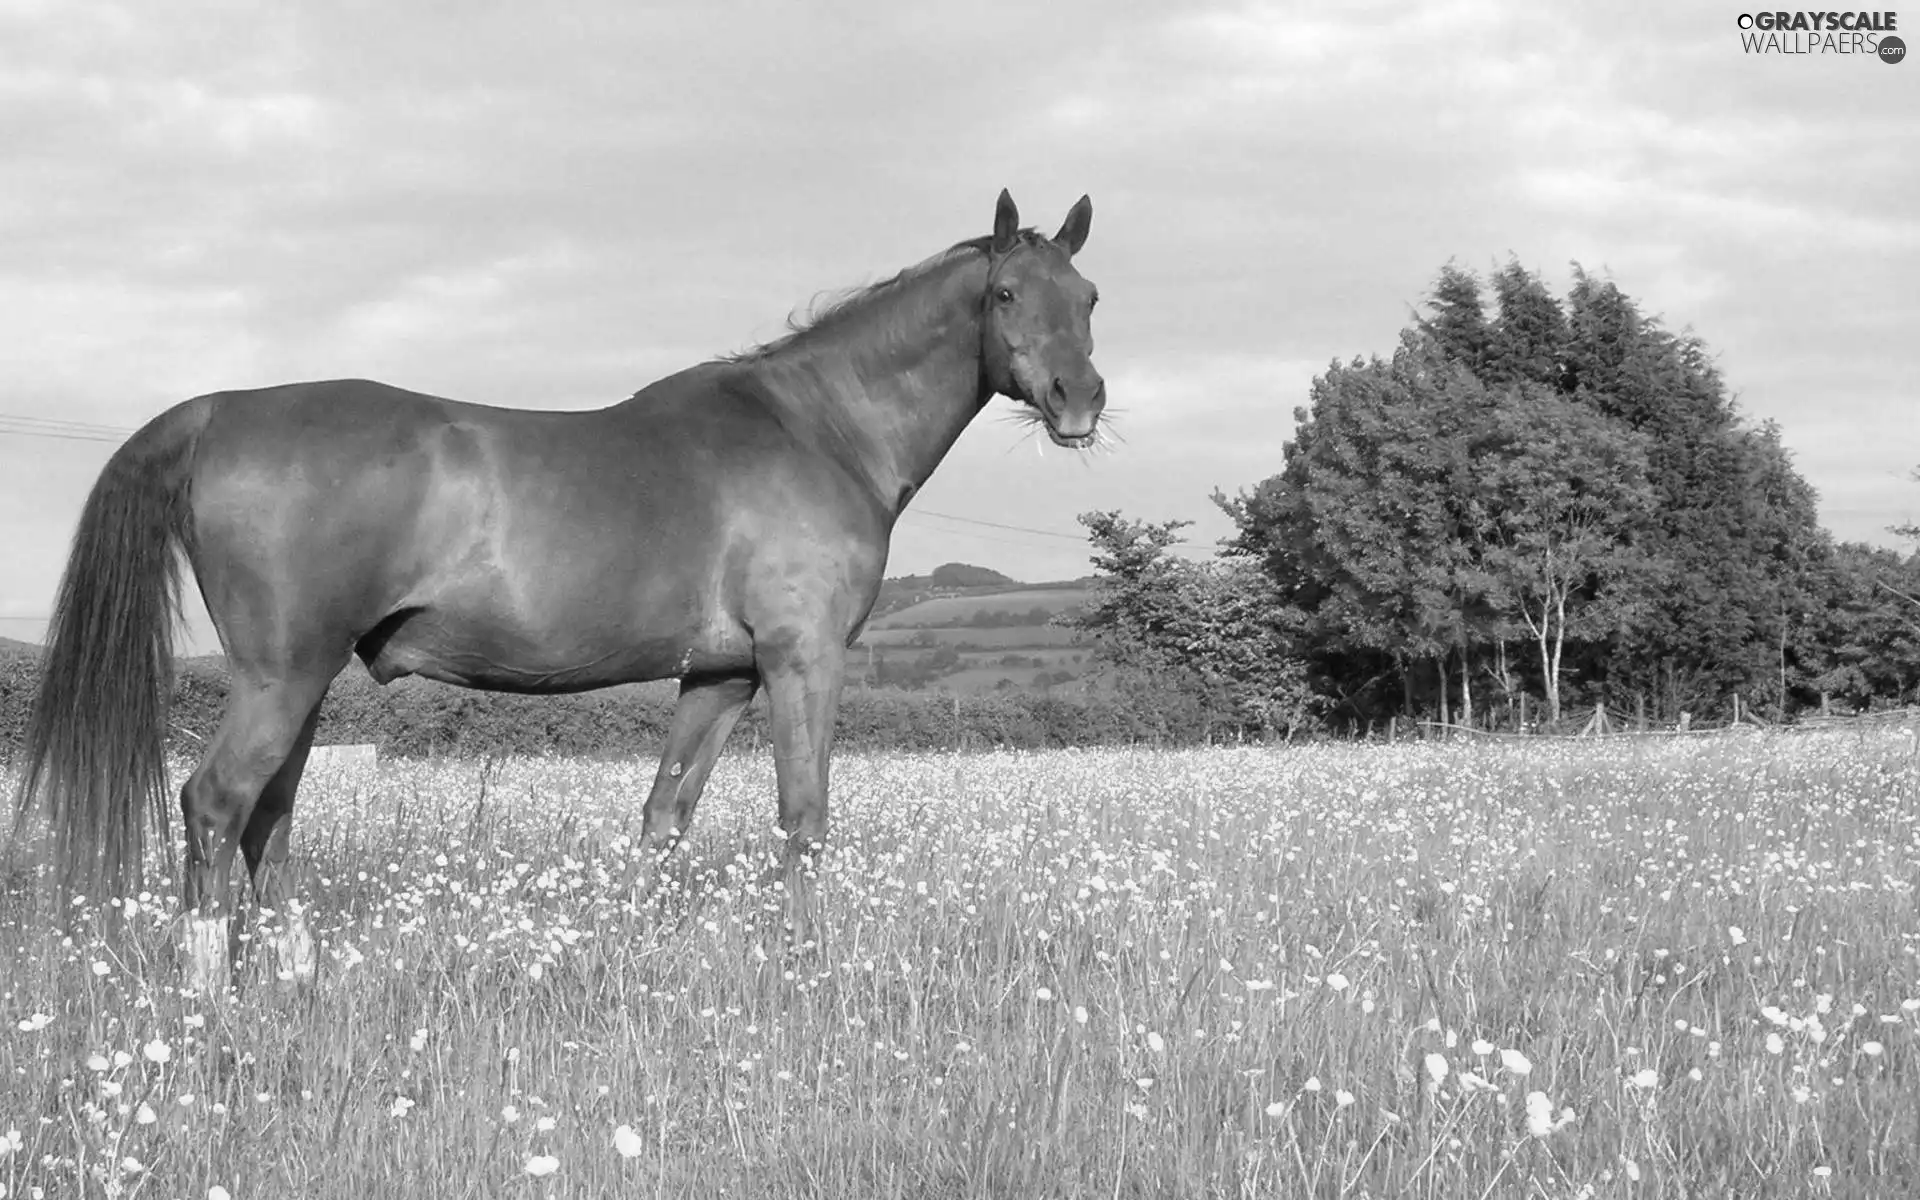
[0,411,136,444]
[909,507,1088,542]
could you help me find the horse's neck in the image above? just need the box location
[757,261,990,514]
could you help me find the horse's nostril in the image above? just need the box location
[1049,378,1068,404]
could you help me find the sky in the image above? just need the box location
[1,0,1914,655]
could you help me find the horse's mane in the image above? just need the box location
[720,229,1051,364]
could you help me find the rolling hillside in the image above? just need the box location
[852,563,1099,695]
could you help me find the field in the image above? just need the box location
[3,728,1918,1198]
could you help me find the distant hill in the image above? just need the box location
[855,564,1100,697]
[0,637,38,660]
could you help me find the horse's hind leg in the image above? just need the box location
[239,699,326,985]
[180,673,332,993]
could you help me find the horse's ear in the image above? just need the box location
[1054,195,1093,257]
[992,189,1020,254]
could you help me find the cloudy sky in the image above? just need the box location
[1,0,1913,654]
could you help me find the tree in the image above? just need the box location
[1063,512,1316,738]
[1217,331,1499,725]
[1468,387,1656,721]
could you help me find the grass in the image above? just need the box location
[3,726,1918,1198]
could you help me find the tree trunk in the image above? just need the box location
[1437,656,1450,731]
[1459,642,1474,730]
[1534,619,1560,725]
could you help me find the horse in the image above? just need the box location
[11,189,1105,989]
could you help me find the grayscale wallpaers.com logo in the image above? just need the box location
[1736,10,1904,59]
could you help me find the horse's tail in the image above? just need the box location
[13,399,210,905]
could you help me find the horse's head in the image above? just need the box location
[981,190,1104,449]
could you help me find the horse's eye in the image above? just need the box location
[995,287,1014,304]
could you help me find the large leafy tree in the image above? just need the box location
[1466,387,1655,721]
[1217,331,1501,724]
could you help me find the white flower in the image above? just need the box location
[1325,972,1350,992]
[389,1097,414,1118]
[1525,1091,1555,1138]
[1471,1039,1494,1057]
[1863,1042,1885,1057]
[135,1104,156,1126]
[1302,1076,1322,1093]
[613,1124,645,1158]
[142,1039,171,1064]
[1333,1090,1355,1108]
[1035,987,1053,1002]
[1423,1053,1449,1085]
[1728,926,1746,946]
[1629,1068,1658,1090]
[1766,1033,1785,1055]
[1499,1048,1533,1077]
[209,1188,232,1200]
[1074,1006,1088,1025]
[525,1155,559,1177]
[409,1029,427,1052]
[1263,1100,1286,1117]
[1147,1032,1165,1054]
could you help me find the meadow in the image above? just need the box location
[2,726,1917,1198]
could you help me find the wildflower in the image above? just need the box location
[1423,1053,1449,1087]
[1264,1100,1287,1117]
[91,962,110,977]
[1471,1039,1494,1057]
[1499,1048,1533,1077]
[1728,926,1747,946]
[1302,1076,1322,1093]
[613,1124,645,1158]
[1035,987,1053,1002]
[1074,1006,1088,1025]
[535,1116,556,1133]
[135,1104,156,1126]
[1766,1033,1785,1055]
[409,1029,427,1052]
[1147,1032,1165,1054]
[525,1155,559,1177]
[1334,1090,1355,1108]
[1326,972,1350,992]
[16,1014,51,1033]
[210,1188,232,1200]
[390,1097,414,1118]
[501,1104,521,1124]
[1863,1042,1885,1057]
[1525,1091,1555,1138]
[86,1055,110,1072]
[142,1039,171,1064]
[1630,1068,1658,1089]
